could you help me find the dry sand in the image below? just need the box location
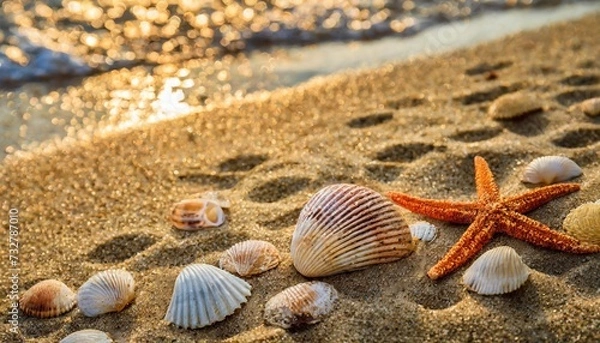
[1,12,600,343]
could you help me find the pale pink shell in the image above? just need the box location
[521,156,582,185]
[219,240,281,277]
[463,246,530,295]
[20,279,77,318]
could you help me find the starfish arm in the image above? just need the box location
[501,211,600,253]
[387,192,479,224]
[474,156,500,204]
[503,183,580,213]
[427,215,496,280]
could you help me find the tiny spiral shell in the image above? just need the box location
[169,198,226,230]
[77,269,135,317]
[219,240,281,277]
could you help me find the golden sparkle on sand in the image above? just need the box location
[388,156,600,280]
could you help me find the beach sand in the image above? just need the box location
[1,12,599,343]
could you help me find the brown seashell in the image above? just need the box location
[563,202,600,245]
[488,92,543,120]
[169,198,226,230]
[291,183,414,277]
[580,97,600,117]
[219,240,281,277]
[20,279,77,318]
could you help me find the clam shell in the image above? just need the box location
[169,198,226,230]
[291,183,414,277]
[264,281,338,329]
[77,269,135,317]
[521,156,582,185]
[60,329,113,343]
[409,221,437,242]
[219,240,281,277]
[580,97,600,116]
[563,202,600,245]
[463,246,530,295]
[20,279,76,318]
[165,263,252,329]
[488,92,543,120]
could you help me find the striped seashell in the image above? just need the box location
[77,269,135,317]
[219,240,281,277]
[488,92,543,120]
[60,329,113,343]
[580,97,600,117]
[20,279,76,318]
[169,198,226,230]
[165,264,251,329]
[463,246,530,295]
[264,281,338,329]
[563,202,600,245]
[521,156,582,185]
[291,183,414,277]
[409,221,437,242]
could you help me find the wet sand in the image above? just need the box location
[1,12,600,343]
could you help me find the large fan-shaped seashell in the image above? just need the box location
[463,246,530,295]
[60,329,113,343]
[219,240,281,277]
[521,156,582,185]
[291,183,414,277]
[169,198,226,230]
[488,92,543,120]
[409,221,438,242]
[580,97,600,117]
[77,269,135,317]
[164,264,252,329]
[20,279,76,318]
[264,281,338,329]
[563,202,600,245]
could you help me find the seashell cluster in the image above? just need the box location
[20,279,77,318]
[169,198,227,230]
[60,329,113,343]
[264,281,338,329]
[580,97,600,117]
[409,221,438,242]
[488,92,543,120]
[463,246,530,295]
[291,183,414,277]
[521,156,582,185]
[165,264,251,329]
[220,240,281,277]
[78,269,135,317]
[563,202,600,245]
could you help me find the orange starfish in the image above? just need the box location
[387,156,600,280]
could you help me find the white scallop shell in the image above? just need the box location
[463,246,530,295]
[20,279,77,318]
[488,92,543,120]
[169,198,226,230]
[77,269,135,317]
[219,240,281,277]
[264,281,338,329]
[521,156,582,185]
[164,263,252,329]
[291,183,414,277]
[409,221,437,242]
[563,202,600,245]
[60,329,113,343]
[580,97,600,116]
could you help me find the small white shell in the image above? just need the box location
[264,281,338,329]
[521,156,582,185]
[463,246,530,295]
[563,202,600,245]
[580,97,600,116]
[488,92,543,120]
[219,240,281,277]
[165,264,252,329]
[169,198,226,230]
[60,329,113,343]
[77,269,135,317]
[20,279,77,318]
[291,184,414,277]
[409,221,437,242]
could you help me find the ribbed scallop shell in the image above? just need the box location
[488,92,542,119]
[563,202,600,245]
[580,97,600,116]
[409,221,437,242]
[77,269,135,317]
[264,281,338,329]
[20,279,76,318]
[219,240,281,277]
[463,246,530,295]
[291,183,414,277]
[60,329,113,343]
[164,264,252,329]
[169,198,226,230]
[521,156,582,185]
